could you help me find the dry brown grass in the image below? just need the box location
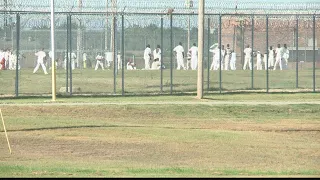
[0,104,319,177]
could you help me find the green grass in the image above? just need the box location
[0,103,319,177]
[1,68,320,96]
[0,92,320,104]
[0,165,318,177]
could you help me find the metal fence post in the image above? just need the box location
[15,13,20,97]
[66,15,69,93]
[113,16,117,94]
[266,15,269,93]
[160,17,163,92]
[207,17,210,92]
[219,14,222,94]
[296,14,299,89]
[121,14,125,96]
[251,14,254,89]
[313,14,316,92]
[170,13,173,94]
[68,14,73,96]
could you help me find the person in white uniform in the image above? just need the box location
[173,42,186,70]
[188,43,198,70]
[282,44,289,69]
[127,59,136,70]
[10,51,20,70]
[230,50,237,70]
[263,52,267,70]
[143,44,152,70]
[210,46,221,70]
[243,45,252,70]
[117,52,122,70]
[256,51,263,70]
[82,52,87,69]
[273,44,283,70]
[224,44,232,70]
[71,51,77,70]
[152,45,161,70]
[268,46,275,69]
[33,48,48,74]
[95,53,105,70]
[220,45,226,70]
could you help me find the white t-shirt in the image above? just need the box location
[189,46,198,58]
[210,48,220,60]
[49,51,52,59]
[283,48,289,59]
[173,45,184,59]
[0,51,4,61]
[153,48,161,61]
[4,51,10,61]
[231,52,236,62]
[269,49,274,58]
[35,51,46,63]
[225,48,232,56]
[71,52,77,59]
[96,55,103,61]
[83,53,87,61]
[244,47,252,58]
[275,47,282,58]
[257,53,262,61]
[144,47,152,60]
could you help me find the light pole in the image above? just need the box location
[50,0,56,101]
[197,0,204,99]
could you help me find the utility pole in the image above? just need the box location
[197,0,204,99]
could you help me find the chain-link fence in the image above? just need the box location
[0,1,320,97]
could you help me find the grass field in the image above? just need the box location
[1,67,320,96]
[0,94,319,177]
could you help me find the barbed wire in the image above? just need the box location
[1,0,320,14]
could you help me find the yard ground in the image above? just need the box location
[0,94,319,177]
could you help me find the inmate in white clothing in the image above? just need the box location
[224,48,232,70]
[143,47,152,70]
[230,52,237,70]
[263,53,267,70]
[273,47,283,70]
[33,50,48,74]
[173,45,185,70]
[210,48,220,70]
[117,54,122,70]
[95,55,105,70]
[268,49,274,68]
[153,48,161,62]
[282,47,289,66]
[256,52,263,70]
[189,46,198,70]
[243,47,252,70]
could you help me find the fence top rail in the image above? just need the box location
[0,10,319,17]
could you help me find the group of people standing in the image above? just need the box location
[210,43,237,71]
[143,42,198,71]
[243,44,290,71]
[0,49,21,71]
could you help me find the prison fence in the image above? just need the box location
[0,9,320,97]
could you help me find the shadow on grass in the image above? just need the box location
[0,90,318,101]
[4,125,320,133]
